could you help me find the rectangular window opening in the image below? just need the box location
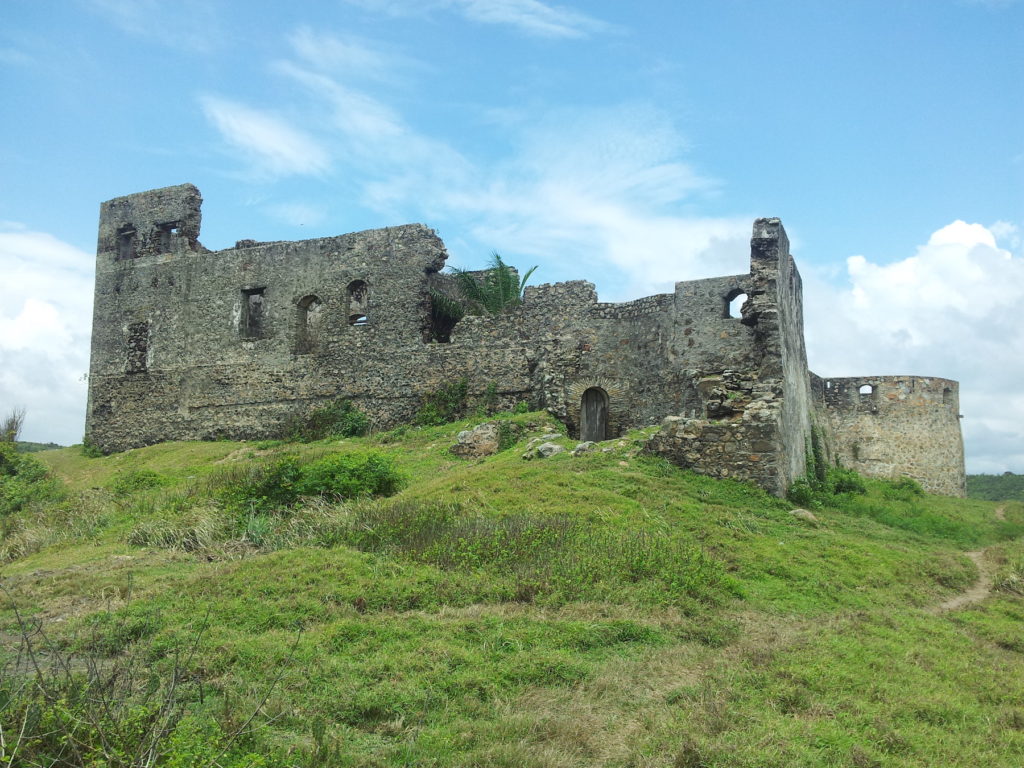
[117,225,138,260]
[242,288,266,339]
[157,221,180,253]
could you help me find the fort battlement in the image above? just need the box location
[85,184,966,497]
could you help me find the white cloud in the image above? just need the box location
[0,226,93,445]
[266,37,745,296]
[342,0,609,37]
[805,220,1024,473]
[456,0,609,37]
[990,219,1020,248]
[288,27,417,82]
[200,95,331,178]
[87,0,223,53]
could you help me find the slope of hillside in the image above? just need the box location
[2,413,1023,767]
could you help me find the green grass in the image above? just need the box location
[0,412,1020,766]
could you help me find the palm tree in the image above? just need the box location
[429,253,537,338]
[449,252,537,316]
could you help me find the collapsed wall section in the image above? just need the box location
[812,375,965,496]
[645,219,812,496]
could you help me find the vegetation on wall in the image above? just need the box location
[428,253,538,341]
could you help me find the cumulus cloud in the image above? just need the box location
[0,226,93,445]
[805,220,1024,473]
[200,95,331,178]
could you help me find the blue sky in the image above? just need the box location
[2,0,1022,473]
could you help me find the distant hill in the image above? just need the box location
[967,472,1024,501]
[15,440,64,453]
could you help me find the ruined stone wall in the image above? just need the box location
[87,187,785,461]
[85,185,965,498]
[811,375,966,496]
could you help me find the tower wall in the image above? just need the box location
[812,375,966,496]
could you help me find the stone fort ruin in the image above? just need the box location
[85,184,966,496]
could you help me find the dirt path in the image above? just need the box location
[933,550,994,613]
[932,507,1006,614]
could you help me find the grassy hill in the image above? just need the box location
[2,413,1023,767]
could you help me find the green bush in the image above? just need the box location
[282,399,370,442]
[883,476,925,499]
[80,436,104,457]
[107,468,169,497]
[415,378,469,425]
[0,442,63,516]
[213,451,402,515]
[296,451,404,500]
[215,455,304,514]
[786,478,819,508]
[830,465,867,495]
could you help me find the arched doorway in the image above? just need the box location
[581,387,609,442]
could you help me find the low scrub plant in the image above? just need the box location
[280,399,370,442]
[415,378,469,425]
[0,598,288,767]
[129,451,404,550]
[107,468,170,497]
[0,441,64,517]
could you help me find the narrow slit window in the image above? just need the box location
[242,288,266,338]
[296,294,322,353]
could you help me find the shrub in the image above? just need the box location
[415,378,469,425]
[786,479,819,509]
[883,476,925,499]
[0,442,63,517]
[830,465,867,495]
[1,406,25,442]
[281,399,369,442]
[81,436,104,457]
[296,451,404,500]
[107,468,169,497]
[215,455,305,514]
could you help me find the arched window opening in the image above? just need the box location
[942,387,953,405]
[117,225,138,261]
[295,294,322,353]
[859,384,874,397]
[347,280,369,326]
[581,387,609,442]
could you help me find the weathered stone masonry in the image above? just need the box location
[85,184,966,496]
